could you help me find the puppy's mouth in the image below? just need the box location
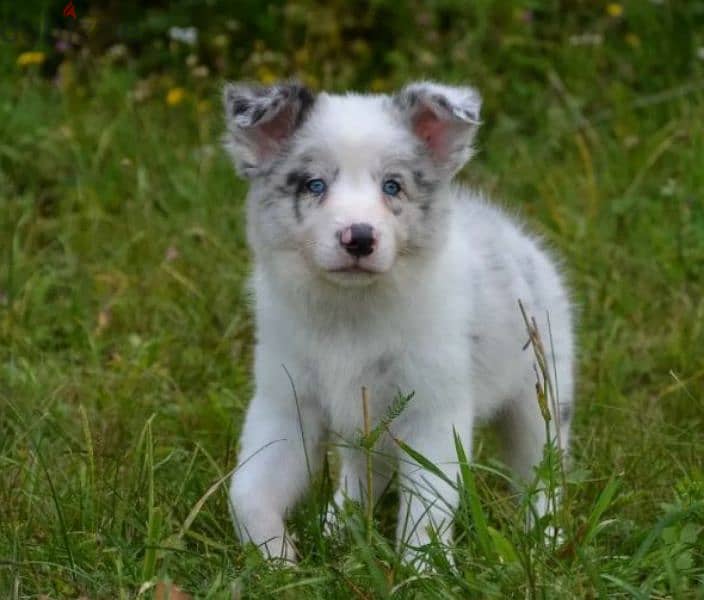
[320,260,387,286]
[328,265,379,274]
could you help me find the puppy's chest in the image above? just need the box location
[309,344,407,436]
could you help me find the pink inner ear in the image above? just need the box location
[413,107,448,159]
[255,104,295,159]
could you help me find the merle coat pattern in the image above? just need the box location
[222,80,575,565]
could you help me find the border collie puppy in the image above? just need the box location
[222,81,574,564]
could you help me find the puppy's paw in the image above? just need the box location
[261,534,299,565]
[399,544,457,573]
[323,503,341,537]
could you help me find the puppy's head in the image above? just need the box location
[223,81,481,288]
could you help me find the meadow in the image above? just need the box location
[1,1,703,597]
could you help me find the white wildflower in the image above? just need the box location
[660,179,678,197]
[169,26,198,46]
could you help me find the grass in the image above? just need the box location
[1,2,704,597]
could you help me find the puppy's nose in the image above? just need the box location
[339,223,376,257]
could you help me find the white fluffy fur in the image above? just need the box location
[222,81,575,564]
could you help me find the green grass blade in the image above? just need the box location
[392,437,454,488]
[453,429,493,562]
[582,476,619,547]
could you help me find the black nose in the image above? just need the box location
[339,223,376,257]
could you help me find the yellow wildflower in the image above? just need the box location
[256,66,278,85]
[607,3,623,17]
[213,34,229,48]
[625,33,641,47]
[17,51,46,67]
[166,87,186,106]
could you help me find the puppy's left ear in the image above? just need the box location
[394,82,481,175]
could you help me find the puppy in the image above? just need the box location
[222,81,575,564]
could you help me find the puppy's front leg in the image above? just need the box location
[229,362,322,562]
[325,445,394,534]
[393,404,473,567]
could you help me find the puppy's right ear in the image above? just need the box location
[222,82,315,178]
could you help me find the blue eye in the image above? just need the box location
[382,179,401,196]
[306,178,326,195]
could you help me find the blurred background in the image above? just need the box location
[4,1,704,132]
[1,1,703,597]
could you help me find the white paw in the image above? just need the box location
[399,543,456,572]
[323,502,341,537]
[261,534,298,564]
[400,544,428,569]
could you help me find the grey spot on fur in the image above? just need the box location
[250,105,266,123]
[459,108,479,124]
[282,171,310,219]
[521,255,537,291]
[487,255,506,274]
[470,334,481,344]
[293,87,316,127]
[433,94,450,113]
[559,403,572,423]
[285,167,337,222]
[397,90,417,110]
[293,193,303,222]
[413,170,439,194]
[389,202,403,216]
[374,354,394,376]
[286,169,310,192]
[409,170,440,220]
[232,98,250,116]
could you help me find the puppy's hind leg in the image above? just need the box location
[496,376,573,529]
